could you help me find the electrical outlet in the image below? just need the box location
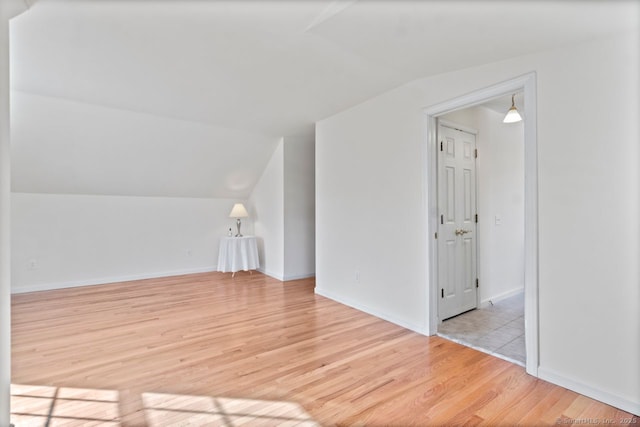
[27,259,37,270]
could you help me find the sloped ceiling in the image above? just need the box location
[9,0,638,198]
[482,92,524,118]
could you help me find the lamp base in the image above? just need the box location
[235,218,243,237]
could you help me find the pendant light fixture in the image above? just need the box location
[503,94,522,123]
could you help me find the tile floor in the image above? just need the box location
[438,292,525,365]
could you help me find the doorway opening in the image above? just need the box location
[424,73,539,376]
[436,98,525,365]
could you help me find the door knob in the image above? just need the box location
[455,229,472,236]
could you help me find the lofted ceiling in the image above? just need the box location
[9,0,638,198]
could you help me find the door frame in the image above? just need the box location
[423,72,539,376]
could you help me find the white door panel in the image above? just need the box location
[438,122,477,320]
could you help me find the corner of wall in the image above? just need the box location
[283,134,316,280]
[248,140,285,279]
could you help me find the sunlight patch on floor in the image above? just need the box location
[10,384,319,426]
[10,384,120,426]
[143,392,319,426]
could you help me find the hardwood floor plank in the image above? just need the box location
[11,272,637,426]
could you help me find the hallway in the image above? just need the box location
[438,292,525,365]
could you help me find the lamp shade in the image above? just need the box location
[229,203,249,218]
[503,94,522,123]
[503,106,522,123]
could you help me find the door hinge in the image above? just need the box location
[441,289,444,298]
[435,232,438,239]
[440,141,443,151]
[476,278,479,288]
[475,148,478,158]
[475,214,478,223]
[440,214,444,225]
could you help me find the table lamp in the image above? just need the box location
[229,203,249,237]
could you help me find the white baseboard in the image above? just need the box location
[480,287,524,308]
[315,287,428,335]
[257,268,284,281]
[11,266,218,294]
[283,273,315,281]
[538,366,640,416]
[257,268,315,282]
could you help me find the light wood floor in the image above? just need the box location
[11,272,636,426]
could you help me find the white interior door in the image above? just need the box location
[437,122,477,320]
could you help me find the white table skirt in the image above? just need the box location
[217,236,259,273]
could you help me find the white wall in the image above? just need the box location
[9,86,282,293]
[316,32,639,414]
[11,92,280,199]
[11,193,249,293]
[0,3,20,425]
[283,134,315,280]
[316,85,428,332]
[250,140,285,279]
[442,106,525,305]
[249,135,316,281]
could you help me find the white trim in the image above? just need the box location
[257,268,284,281]
[522,74,539,378]
[316,287,428,335]
[283,273,315,281]
[423,72,539,377]
[257,268,315,282]
[424,114,439,335]
[424,74,535,117]
[0,12,12,427]
[479,287,524,308]
[437,118,479,136]
[539,367,640,416]
[10,266,218,294]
